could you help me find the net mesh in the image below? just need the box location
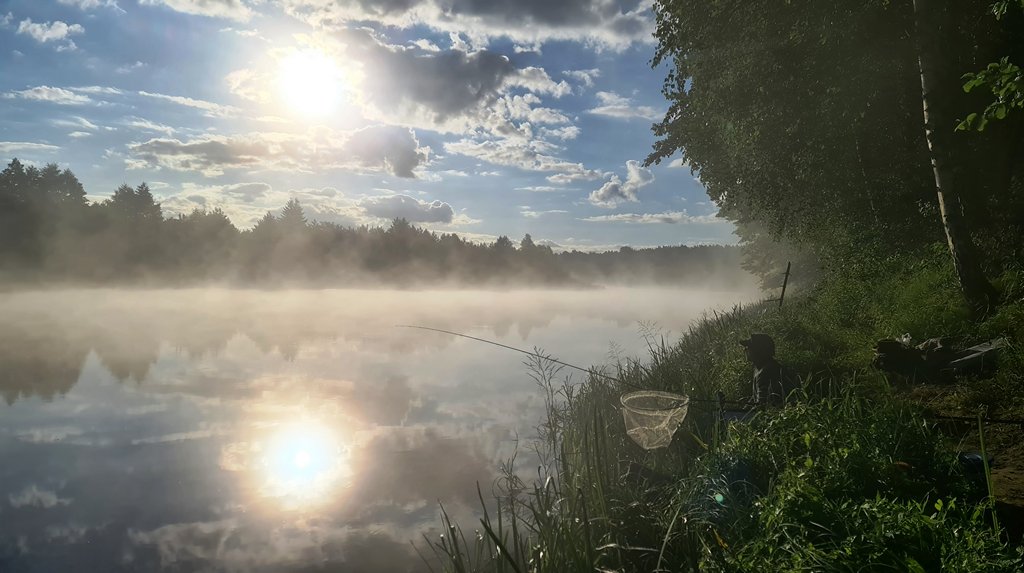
[620,390,690,450]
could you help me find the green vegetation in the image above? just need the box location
[428,251,1024,571]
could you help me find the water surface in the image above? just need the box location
[0,288,746,572]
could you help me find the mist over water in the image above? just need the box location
[0,287,751,572]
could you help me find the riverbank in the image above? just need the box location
[431,251,1024,571]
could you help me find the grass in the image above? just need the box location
[427,247,1024,572]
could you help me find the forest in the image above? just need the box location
[643,0,1024,307]
[0,158,746,287]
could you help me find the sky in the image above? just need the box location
[0,0,737,250]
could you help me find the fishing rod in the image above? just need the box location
[396,324,745,406]
[396,325,1024,427]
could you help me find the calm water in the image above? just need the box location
[0,288,746,572]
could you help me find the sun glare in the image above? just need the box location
[277,49,346,118]
[261,420,349,505]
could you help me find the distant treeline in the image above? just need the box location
[0,159,748,287]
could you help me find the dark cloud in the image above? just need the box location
[127,127,427,178]
[283,0,653,48]
[344,125,428,178]
[360,194,455,223]
[221,182,271,202]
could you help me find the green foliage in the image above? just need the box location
[648,0,1024,289]
[959,58,1024,131]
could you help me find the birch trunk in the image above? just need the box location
[913,0,997,315]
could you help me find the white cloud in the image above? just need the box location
[588,160,654,207]
[410,38,440,52]
[4,86,92,105]
[115,61,146,74]
[1,12,12,27]
[0,141,60,153]
[563,68,601,89]
[58,0,121,9]
[139,0,253,21]
[588,91,662,121]
[9,485,72,509]
[280,0,653,50]
[668,157,689,169]
[73,85,124,95]
[126,117,176,136]
[16,18,84,51]
[219,26,261,37]
[539,125,580,140]
[68,131,92,138]
[581,210,722,224]
[128,125,428,178]
[514,185,572,193]
[138,90,240,117]
[521,208,568,218]
[52,116,101,130]
[445,138,602,181]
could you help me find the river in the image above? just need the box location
[0,287,748,572]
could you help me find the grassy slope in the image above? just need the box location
[430,251,1024,572]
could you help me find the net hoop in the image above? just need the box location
[620,390,689,413]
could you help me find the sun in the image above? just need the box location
[277,49,346,118]
[260,420,350,505]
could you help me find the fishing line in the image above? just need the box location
[396,324,739,406]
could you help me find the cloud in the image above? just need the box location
[539,125,580,140]
[4,86,91,105]
[58,0,121,9]
[588,160,654,207]
[445,138,602,181]
[515,185,572,192]
[68,131,92,138]
[9,485,72,508]
[0,142,60,153]
[588,91,662,120]
[563,68,601,89]
[360,194,455,224]
[410,38,440,52]
[668,157,689,169]
[138,0,253,21]
[56,116,98,130]
[73,85,124,95]
[138,90,240,118]
[219,26,261,37]
[355,36,517,129]
[581,210,722,224]
[16,18,84,50]
[521,208,568,218]
[126,117,176,136]
[127,126,428,178]
[280,0,654,49]
[116,61,147,74]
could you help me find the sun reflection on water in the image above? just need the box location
[259,420,350,506]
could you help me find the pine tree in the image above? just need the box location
[279,198,307,232]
